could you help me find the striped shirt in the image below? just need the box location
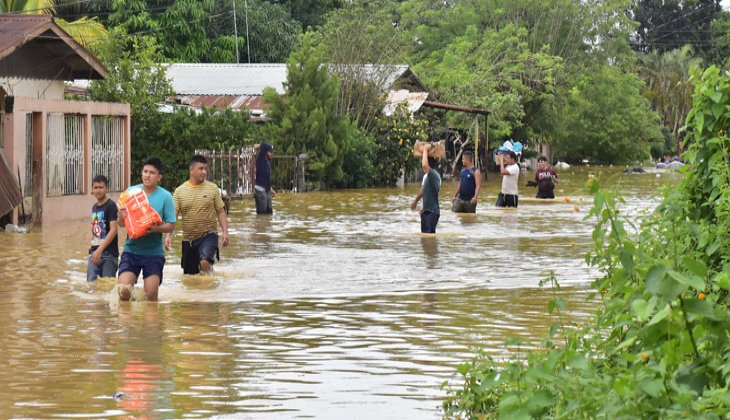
[173,181,225,241]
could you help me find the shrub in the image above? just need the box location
[442,65,730,418]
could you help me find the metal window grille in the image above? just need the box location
[91,116,125,192]
[24,113,33,196]
[46,113,84,196]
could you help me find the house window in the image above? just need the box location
[91,116,125,192]
[46,113,84,196]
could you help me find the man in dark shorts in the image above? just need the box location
[167,154,228,275]
[117,156,176,301]
[411,143,441,233]
[496,150,520,208]
[452,150,481,213]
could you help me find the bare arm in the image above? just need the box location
[91,220,118,265]
[499,156,510,175]
[163,207,180,251]
[117,208,126,228]
[453,179,461,200]
[472,169,482,204]
[421,145,430,174]
[218,207,229,246]
[411,185,424,210]
[149,222,175,234]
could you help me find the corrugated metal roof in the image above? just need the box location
[0,15,107,80]
[166,63,288,95]
[165,63,423,96]
[175,94,268,110]
[383,89,429,116]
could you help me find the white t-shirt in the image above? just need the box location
[501,163,520,195]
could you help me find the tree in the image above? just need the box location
[636,45,702,153]
[88,33,174,181]
[317,0,411,133]
[1,0,108,47]
[553,64,663,164]
[275,0,343,30]
[632,0,722,59]
[211,0,302,63]
[372,103,426,186]
[263,33,353,188]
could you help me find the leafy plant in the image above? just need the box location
[372,103,426,186]
[442,65,730,418]
[263,32,354,188]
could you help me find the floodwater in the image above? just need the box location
[0,166,675,419]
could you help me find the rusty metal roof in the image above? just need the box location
[0,14,107,80]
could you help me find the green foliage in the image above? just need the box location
[632,0,721,60]
[88,32,172,125]
[131,107,258,191]
[636,46,702,154]
[316,0,410,133]
[442,65,730,418]
[337,128,376,189]
[263,32,353,188]
[372,104,426,186]
[552,64,662,164]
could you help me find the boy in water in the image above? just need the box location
[117,156,176,301]
[534,156,558,199]
[87,175,119,281]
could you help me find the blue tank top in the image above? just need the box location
[459,166,477,200]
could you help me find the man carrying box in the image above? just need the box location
[117,156,176,301]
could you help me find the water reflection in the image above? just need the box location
[420,236,439,269]
[0,167,671,418]
[116,303,167,418]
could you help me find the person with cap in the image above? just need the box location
[166,154,229,275]
[255,143,277,215]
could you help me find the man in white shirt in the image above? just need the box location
[496,150,519,207]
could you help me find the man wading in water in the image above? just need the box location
[411,143,442,233]
[166,154,229,275]
[254,143,277,215]
[452,150,481,213]
[117,156,176,301]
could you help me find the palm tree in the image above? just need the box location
[637,45,702,153]
[0,0,108,48]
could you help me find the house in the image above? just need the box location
[0,15,131,226]
[163,63,431,120]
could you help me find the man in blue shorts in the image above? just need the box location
[117,156,176,301]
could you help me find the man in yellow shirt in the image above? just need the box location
[166,155,229,275]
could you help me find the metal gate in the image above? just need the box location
[196,148,305,197]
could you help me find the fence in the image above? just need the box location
[91,116,125,192]
[46,113,84,196]
[196,148,306,197]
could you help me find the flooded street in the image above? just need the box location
[0,167,674,419]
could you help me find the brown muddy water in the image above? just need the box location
[0,166,676,419]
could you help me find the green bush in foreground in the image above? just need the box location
[442,65,730,418]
